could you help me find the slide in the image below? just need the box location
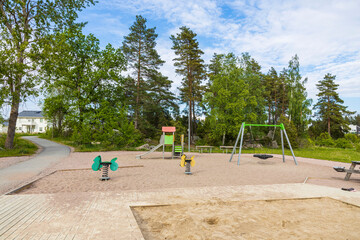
[136,136,164,159]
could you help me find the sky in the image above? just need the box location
[9,0,360,117]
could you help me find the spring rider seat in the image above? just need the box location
[180,154,195,175]
[92,155,118,180]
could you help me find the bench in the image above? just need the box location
[220,146,239,154]
[196,146,214,153]
[333,161,360,181]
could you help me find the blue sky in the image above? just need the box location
[9,0,360,117]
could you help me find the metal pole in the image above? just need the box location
[162,132,165,160]
[229,123,243,162]
[188,101,191,153]
[283,128,298,165]
[172,132,174,159]
[237,123,245,165]
[281,129,285,163]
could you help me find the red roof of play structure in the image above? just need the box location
[162,126,176,133]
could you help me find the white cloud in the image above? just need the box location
[85,0,360,100]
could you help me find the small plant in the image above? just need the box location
[345,134,359,143]
[315,132,335,147]
[355,143,360,153]
[335,138,353,149]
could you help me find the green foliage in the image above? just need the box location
[313,73,355,138]
[0,0,95,149]
[315,132,335,147]
[334,138,353,149]
[40,26,140,147]
[122,15,177,136]
[204,53,266,145]
[355,143,360,153]
[285,55,312,136]
[170,26,206,142]
[0,134,38,157]
[345,134,359,143]
[278,115,298,148]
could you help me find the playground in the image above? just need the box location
[1,132,360,239]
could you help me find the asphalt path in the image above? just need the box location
[0,136,70,194]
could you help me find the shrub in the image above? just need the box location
[345,134,359,143]
[315,132,335,147]
[356,143,360,152]
[335,138,353,149]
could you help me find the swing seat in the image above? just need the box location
[253,154,273,159]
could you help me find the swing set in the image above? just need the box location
[229,122,298,165]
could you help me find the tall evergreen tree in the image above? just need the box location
[313,73,355,138]
[122,15,174,134]
[0,0,95,149]
[170,26,206,142]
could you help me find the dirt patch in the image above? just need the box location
[132,197,360,240]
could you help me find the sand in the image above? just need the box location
[17,151,360,194]
[3,150,360,239]
[132,197,360,240]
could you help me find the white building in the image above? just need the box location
[349,124,359,135]
[15,111,48,133]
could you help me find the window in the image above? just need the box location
[40,118,43,123]
[28,119,31,122]
[39,127,43,131]
[19,127,22,131]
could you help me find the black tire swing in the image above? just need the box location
[249,125,274,160]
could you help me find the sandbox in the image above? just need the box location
[132,197,360,240]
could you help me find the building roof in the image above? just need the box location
[18,110,44,118]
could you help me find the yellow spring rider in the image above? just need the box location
[180,154,195,175]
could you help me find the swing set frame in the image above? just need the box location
[229,122,298,165]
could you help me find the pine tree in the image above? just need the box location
[170,26,206,142]
[314,73,355,138]
[122,15,172,132]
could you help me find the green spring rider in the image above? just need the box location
[92,155,118,181]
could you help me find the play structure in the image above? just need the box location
[92,155,119,180]
[229,122,298,165]
[136,127,184,159]
[180,154,195,175]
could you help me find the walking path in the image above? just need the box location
[0,137,70,195]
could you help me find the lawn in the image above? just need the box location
[0,134,38,157]
[40,135,360,163]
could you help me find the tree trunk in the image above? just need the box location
[222,132,226,146]
[135,40,141,129]
[5,93,20,149]
[327,96,331,136]
[189,100,192,143]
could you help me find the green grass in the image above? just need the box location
[193,146,360,163]
[39,136,140,152]
[39,135,360,163]
[0,134,38,157]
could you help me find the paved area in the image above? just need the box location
[0,137,70,195]
[0,183,359,239]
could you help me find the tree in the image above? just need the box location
[0,0,95,149]
[313,73,355,138]
[122,15,174,133]
[170,26,206,142]
[40,26,134,145]
[285,55,312,135]
[204,53,266,145]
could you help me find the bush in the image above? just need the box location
[315,132,335,147]
[335,138,353,149]
[356,143,360,152]
[345,134,359,143]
